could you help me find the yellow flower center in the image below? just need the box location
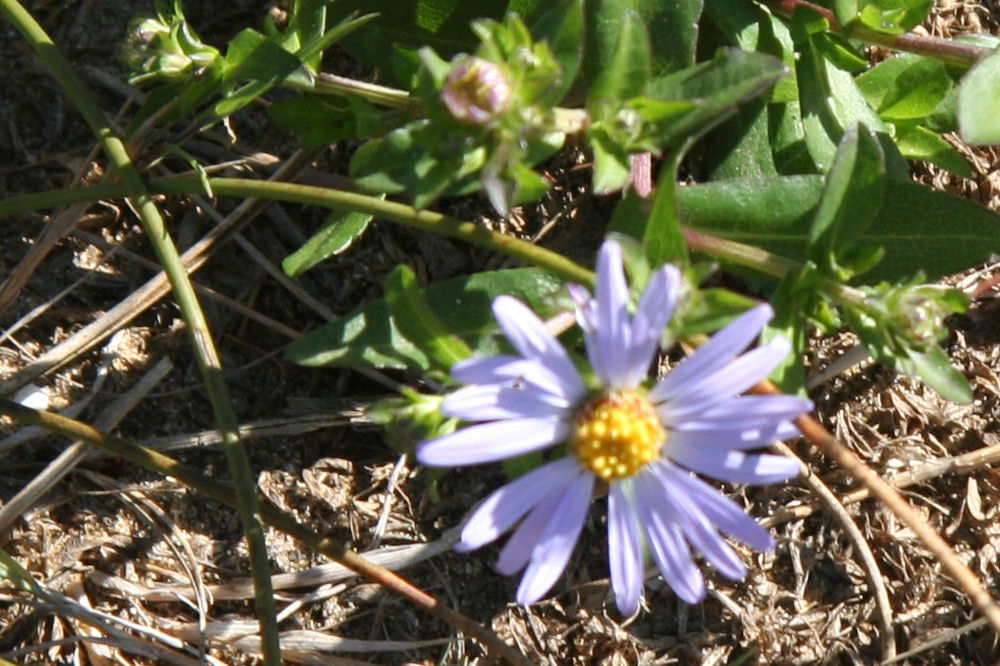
[570,391,665,481]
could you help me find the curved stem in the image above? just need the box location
[0,400,533,666]
[0,176,595,285]
[751,382,1000,637]
[681,228,867,308]
[0,2,282,661]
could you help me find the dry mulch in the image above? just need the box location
[2,1,1000,664]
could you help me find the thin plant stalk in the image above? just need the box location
[0,400,533,666]
[0,176,596,285]
[750,381,1000,636]
[0,1,282,661]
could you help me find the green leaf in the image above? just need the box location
[958,45,1000,145]
[704,99,778,179]
[647,49,787,144]
[856,0,934,35]
[326,0,514,83]
[893,122,972,177]
[590,129,632,194]
[385,264,473,371]
[808,123,886,277]
[530,0,583,104]
[678,175,1000,283]
[901,346,973,403]
[223,28,306,85]
[589,10,651,103]
[350,120,486,202]
[643,150,688,265]
[636,0,704,75]
[286,267,564,370]
[282,208,374,278]
[855,53,953,121]
[289,0,327,70]
[267,96,381,146]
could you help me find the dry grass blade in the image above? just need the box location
[0,401,532,666]
[771,441,896,661]
[89,526,460,602]
[764,432,1000,527]
[753,380,1000,637]
[0,149,317,400]
[0,356,171,531]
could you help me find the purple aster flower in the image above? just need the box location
[417,240,812,615]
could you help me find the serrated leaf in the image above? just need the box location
[958,46,1000,145]
[282,208,374,278]
[286,267,564,370]
[678,175,1000,283]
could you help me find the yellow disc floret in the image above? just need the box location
[570,391,665,481]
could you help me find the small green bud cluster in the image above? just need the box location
[120,5,220,84]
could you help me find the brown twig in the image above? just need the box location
[771,441,897,661]
[0,400,532,666]
[752,380,1000,636]
[764,433,1000,526]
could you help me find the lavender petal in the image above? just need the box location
[417,417,570,467]
[669,444,802,484]
[634,472,706,604]
[443,384,571,422]
[648,464,746,580]
[459,457,582,551]
[515,471,595,605]
[492,296,584,398]
[649,304,773,404]
[608,481,645,616]
[658,337,792,418]
[624,264,680,387]
[656,462,776,552]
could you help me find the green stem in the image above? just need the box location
[769,0,992,70]
[0,2,282,661]
[0,401,533,666]
[682,228,868,308]
[0,176,595,285]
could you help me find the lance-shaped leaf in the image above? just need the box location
[286,267,564,371]
[676,175,1000,283]
[282,206,375,278]
[808,123,886,278]
[385,264,473,372]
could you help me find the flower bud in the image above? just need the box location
[120,10,219,84]
[440,56,512,125]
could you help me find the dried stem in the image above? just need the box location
[0,400,533,666]
[0,1,281,659]
[753,380,1000,636]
